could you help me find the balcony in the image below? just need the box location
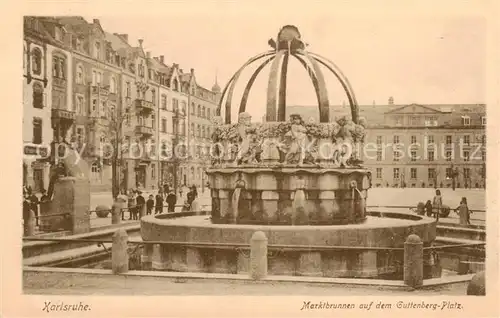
[135,125,154,138]
[135,99,155,113]
[51,108,75,121]
[91,85,109,96]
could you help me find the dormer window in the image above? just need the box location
[172,78,179,91]
[54,27,62,41]
[482,116,486,125]
[461,116,471,126]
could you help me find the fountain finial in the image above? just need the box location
[268,25,306,51]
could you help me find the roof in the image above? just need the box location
[104,32,131,57]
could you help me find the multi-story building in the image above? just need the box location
[187,79,221,189]
[23,17,73,192]
[59,17,123,191]
[288,101,486,189]
[26,16,222,193]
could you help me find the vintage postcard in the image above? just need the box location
[2,0,499,317]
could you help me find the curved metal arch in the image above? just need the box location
[277,52,289,122]
[239,56,276,114]
[218,51,276,124]
[295,50,331,123]
[291,54,323,119]
[307,52,360,123]
[266,50,286,122]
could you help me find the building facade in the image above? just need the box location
[288,102,486,189]
[24,16,223,193]
[23,17,73,192]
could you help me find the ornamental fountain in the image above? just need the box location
[141,26,438,278]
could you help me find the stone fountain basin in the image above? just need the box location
[140,212,437,278]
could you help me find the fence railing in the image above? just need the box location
[23,234,485,288]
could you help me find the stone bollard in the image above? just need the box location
[404,234,423,288]
[467,271,486,295]
[139,204,146,219]
[112,229,129,274]
[111,201,122,225]
[250,231,268,280]
[24,210,36,237]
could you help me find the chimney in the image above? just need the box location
[138,39,144,47]
[179,69,183,73]
[190,68,194,74]
[160,55,164,63]
[93,19,100,26]
[146,51,151,59]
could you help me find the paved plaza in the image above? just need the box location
[24,271,468,296]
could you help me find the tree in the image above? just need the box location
[99,104,131,200]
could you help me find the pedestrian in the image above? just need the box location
[166,189,177,213]
[187,185,198,206]
[127,189,136,221]
[28,190,39,227]
[456,197,471,225]
[135,191,145,220]
[22,193,31,225]
[425,200,433,217]
[155,191,164,214]
[146,194,154,215]
[432,189,443,222]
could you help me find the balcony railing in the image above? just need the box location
[91,85,110,96]
[51,108,75,121]
[135,99,155,113]
[135,125,154,137]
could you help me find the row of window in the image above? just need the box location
[376,167,476,180]
[190,102,212,119]
[189,123,212,139]
[376,134,485,145]
[392,115,486,126]
[375,150,486,162]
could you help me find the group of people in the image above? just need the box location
[22,185,49,226]
[119,185,200,221]
[421,189,472,225]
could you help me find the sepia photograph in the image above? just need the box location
[5,0,499,316]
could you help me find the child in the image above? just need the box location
[146,194,154,215]
[456,197,471,225]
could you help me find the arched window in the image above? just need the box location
[190,123,195,136]
[190,167,195,183]
[191,102,195,115]
[207,108,211,119]
[202,126,206,138]
[32,82,44,109]
[110,77,116,93]
[196,124,200,137]
[197,105,201,117]
[32,48,42,75]
[173,78,179,91]
[76,65,84,84]
[202,106,206,118]
[151,89,156,104]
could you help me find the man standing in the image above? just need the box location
[155,191,164,215]
[28,190,39,227]
[135,191,145,220]
[166,189,177,213]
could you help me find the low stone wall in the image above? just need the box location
[141,212,437,279]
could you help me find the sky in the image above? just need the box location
[82,3,487,120]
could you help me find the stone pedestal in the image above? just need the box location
[112,229,129,274]
[48,177,90,234]
[404,234,423,288]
